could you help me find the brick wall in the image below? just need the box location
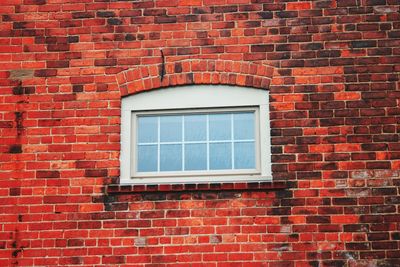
[1,0,400,266]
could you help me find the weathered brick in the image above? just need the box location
[1,1,400,265]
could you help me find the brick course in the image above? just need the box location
[1,0,400,266]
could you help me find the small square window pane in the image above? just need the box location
[210,142,231,170]
[234,112,255,140]
[209,114,231,141]
[137,145,157,172]
[184,115,206,141]
[234,141,255,169]
[137,116,158,143]
[160,115,182,142]
[185,143,207,171]
[160,144,182,171]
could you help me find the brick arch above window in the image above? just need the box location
[116,59,275,97]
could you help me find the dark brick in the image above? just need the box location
[97,11,115,17]
[155,16,177,24]
[72,85,83,93]
[107,18,122,25]
[35,69,57,77]
[251,45,274,52]
[67,36,79,43]
[47,44,70,51]
[85,169,108,177]
[72,12,94,19]
[94,59,117,66]
[37,171,60,178]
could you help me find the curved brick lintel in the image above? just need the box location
[117,59,275,97]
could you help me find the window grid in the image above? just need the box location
[231,113,235,170]
[136,112,255,173]
[206,114,210,171]
[181,116,185,171]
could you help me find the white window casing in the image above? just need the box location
[120,85,271,185]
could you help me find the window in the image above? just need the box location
[120,85,271,185]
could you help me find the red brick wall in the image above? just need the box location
[1,0,400,266]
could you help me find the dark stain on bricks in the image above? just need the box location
[15,112,23,133]
[107,18,122,25]
[9,145,22,154]
[97,11,115,18]
[13,22,28,29]
[85,169,108,177]
[67,35,79,43]
[125,34,136,41]
[2,15,11,21]
[10,188,21,196]
[25,0,46,4]
[34,69,57,77]
[12,86,35,95]
[174,62,182,73]
[187,73,194,83]
[0,121,13,128]
[70,257,83,264]
[11,229,24,266]
[72,85,83,92]
[102,195,116,211]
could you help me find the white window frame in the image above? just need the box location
[120,85,271,185]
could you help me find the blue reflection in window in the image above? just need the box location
[185,143,207,170]
[209,114,231,141]
[160,144,182,171]
[234,113,254,140]
[210,142,232,170]
[137,145,157,172]
[136,111,256,173]
[160,115,182,142]
[137,117,158,143]
[184,115,207,141]
[234,142,255,169]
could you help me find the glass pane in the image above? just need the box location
[184,114,206,141]
[160,144,182,171]
[209,114,231,141]
[137,145,157,172]
[209,142,231,170]
[185,143,207,171]
[234,142,255,169]
[160,115,182,142]
[137,116,158,143]
[234,112,255,140]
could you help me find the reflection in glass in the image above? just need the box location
[184,115,206,141]
[137,110,256,174]
[210,142,231,170]
[137,145,157,172]
[209,113,231,141]
[185,143,207,170]
[137,116,158,143]
[160,115,182,142]
[234,112,254,140]
[160,144,182,171]
[234,142,255,169]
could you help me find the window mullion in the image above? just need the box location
[181,115,184,171]
[157,116,160,173]
[231,113,234,170]
[206,114,209,171]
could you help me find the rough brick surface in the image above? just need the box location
[0,0,400,266]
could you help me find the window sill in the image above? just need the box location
[106,181,288,194]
